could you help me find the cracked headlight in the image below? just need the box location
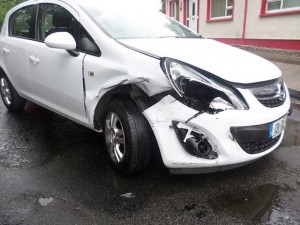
[161,58,248,110]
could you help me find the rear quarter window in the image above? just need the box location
[9,6,35,39]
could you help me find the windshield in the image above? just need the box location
[77,2,199,39]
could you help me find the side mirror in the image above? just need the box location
[45,32,76,50]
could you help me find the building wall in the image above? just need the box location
[179,0,184,23]
[199,0,245,39]
[165,0,185,23]
[164,0,300,50]
[246,1,300,40]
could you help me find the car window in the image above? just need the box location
[9,6,35,38]
[77,2,199,39]
[37,4,77,42]
[79,26,101,55]
[37,4,100,55]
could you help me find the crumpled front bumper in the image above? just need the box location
[142,88,290,174]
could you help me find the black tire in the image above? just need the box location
[0,74,26,112]
[103,98,152,175]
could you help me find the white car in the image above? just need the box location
[0,0,291,175]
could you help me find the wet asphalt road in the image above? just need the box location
[0,101,300,225]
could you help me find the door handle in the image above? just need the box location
[3,48,10,55]
[29,55,40,64]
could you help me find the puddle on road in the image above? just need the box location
[281,118,300,147]
[209,184,278,223]
[208,184,299,224]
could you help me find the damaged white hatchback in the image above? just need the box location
[0,0,291,174]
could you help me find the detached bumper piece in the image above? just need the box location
[231,123,281,154]
[172,121,218,159]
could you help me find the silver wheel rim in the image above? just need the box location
[0,77,12,105]
[105,112,126,164]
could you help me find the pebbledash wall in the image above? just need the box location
[164,0,300,50]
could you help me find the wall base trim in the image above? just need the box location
[213,38,300,50]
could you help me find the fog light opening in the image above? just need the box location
[172,121,218,159]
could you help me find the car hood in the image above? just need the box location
[119,38,281,84]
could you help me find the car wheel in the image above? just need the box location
[104,98,151,175]
[0,74,26,111]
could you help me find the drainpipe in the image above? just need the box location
[183,0,187,25]
[242,0,249,45]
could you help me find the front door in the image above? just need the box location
[28,3,88,125]
[187,0,198,32]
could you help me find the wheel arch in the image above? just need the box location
[93,84,168,131]
[0,65,13,86]
[0,65,26,111]
[0,66,8,77]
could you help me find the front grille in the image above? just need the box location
[249,78,287,108]
[239,135,281,154]
[231,122,282,154]
[258,98,285,108]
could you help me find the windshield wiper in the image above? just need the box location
[157,36,180,38]
[157,35,203,39]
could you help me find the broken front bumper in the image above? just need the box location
[143,88,290,174]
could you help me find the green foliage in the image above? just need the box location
[0,0,25,28]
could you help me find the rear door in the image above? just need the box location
[0,5,36,97]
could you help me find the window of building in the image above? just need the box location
[261,0,300,16]
[267,0,300,11]
[9,6,35,39]
[170,0,179,21]
[207,0,234,22]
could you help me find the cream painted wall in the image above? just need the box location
[166,0,246,39]
[198,0,245,39]
[179,0,184,23]
[165,0,170,17]
[246,1,300,40]
[165,0,300,41]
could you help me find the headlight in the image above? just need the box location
[162,58,248,110]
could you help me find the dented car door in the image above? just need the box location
[28,3,88,124]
